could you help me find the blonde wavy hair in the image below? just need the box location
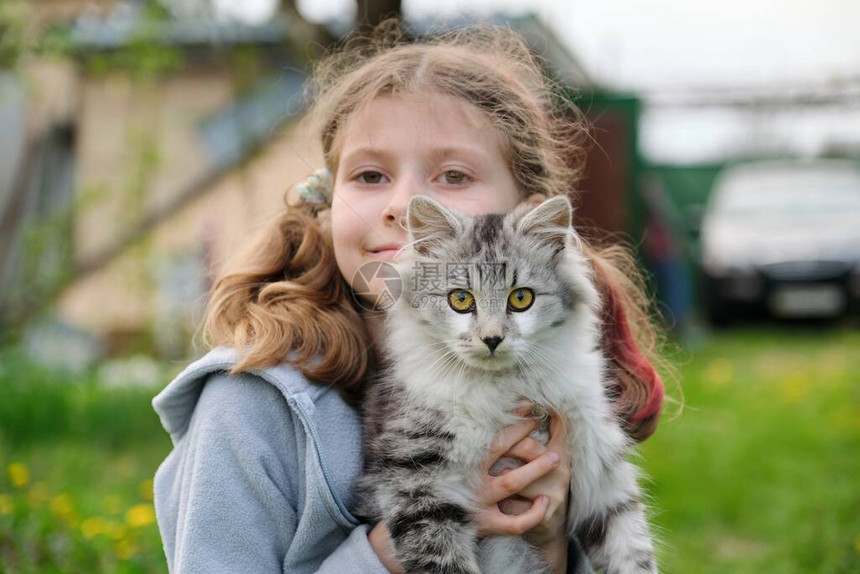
[203,19,667,440]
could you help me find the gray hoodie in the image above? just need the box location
[151,346,592,573]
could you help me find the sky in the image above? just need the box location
[212,0,860,163]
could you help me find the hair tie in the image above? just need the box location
[296,168,333,208]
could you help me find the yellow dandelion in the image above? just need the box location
[81,517,107,539]
[781,373,809,404]
[103,519,127,541]
[0,494,12,514]
[855,533,860,555]
[704,358,734,386]
[138,479,154,501]
[7,463,28,488]
[115,539,138,560]
[50,493,74,517]
[125,503,155,528]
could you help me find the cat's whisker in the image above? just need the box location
[516,342,543,375]
[403,338,452,355]
[520,354,541,382]
[441,350,467,383]
[412,338,452,348]
[419,339,460,366]
[454,351,474,406]
[520,354,548,390]
[523,343,566,380]
[427,350,459,380]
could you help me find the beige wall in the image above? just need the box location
[74,71,234,260]
[29,0,116,28]
[58,115,324,352]
[24,59,78,135]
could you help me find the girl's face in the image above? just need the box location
[331,94,522,303]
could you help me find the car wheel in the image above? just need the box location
[704,280,732,327]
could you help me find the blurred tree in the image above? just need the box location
[278,0,405,58]
[355,0,402,34]
[0,2,25,69]
[278,0,339,61]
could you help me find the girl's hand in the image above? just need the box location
[474,403,572,574]
[367,520,405,574]
[365,409,561,574]
[368,404,572,574]
[473,404,571,546]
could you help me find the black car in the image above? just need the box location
[699,159,860,324]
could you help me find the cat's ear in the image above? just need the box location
[406,195,462,256]
[515,195,578,251]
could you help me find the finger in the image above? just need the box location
[497,494,533,516]
[504,437,548,463]
[508,460,571,510]
[512,481,546,502]
[487,451,560,502]
[477,496,549,536]
[485,418,539,470]
[512,398,535,417]
[546,408,570,451]
[512,477,566,504]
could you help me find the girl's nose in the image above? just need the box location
[381,174,417,229]
[381,200,407,230]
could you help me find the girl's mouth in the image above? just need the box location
[367,245,403,260]
[371,249,399,260]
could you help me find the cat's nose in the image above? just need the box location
[482,336,504,353]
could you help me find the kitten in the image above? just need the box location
[353,195,657,574]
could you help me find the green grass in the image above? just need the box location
[0,352,174,573]
[1,328,859,573]
[641,327,860,574]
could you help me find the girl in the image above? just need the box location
[151,19,665,574]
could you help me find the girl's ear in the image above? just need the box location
[515,195,579,252]
[407,195,462,256]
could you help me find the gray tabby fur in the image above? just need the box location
[354,195,657,573]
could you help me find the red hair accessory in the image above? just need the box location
[600,272,665,425]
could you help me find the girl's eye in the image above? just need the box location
[356,171,387,184]
[507,288,535,312]
[447,289,475,313]
[439,170,471,185]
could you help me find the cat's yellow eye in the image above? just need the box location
[507,288,535,312]
[448,289,475,313]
